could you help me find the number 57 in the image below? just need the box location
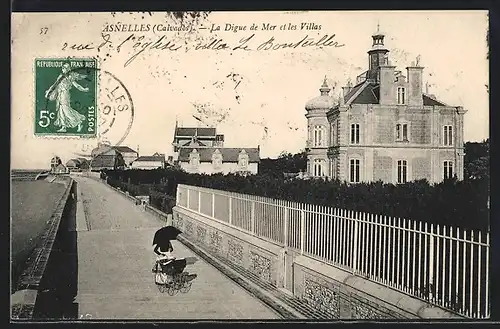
[39,110,55,128]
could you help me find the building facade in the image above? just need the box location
[305,29,466,184]
[178,148,259,175]
[172,125,259,175]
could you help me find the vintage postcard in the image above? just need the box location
[11,11,490,321]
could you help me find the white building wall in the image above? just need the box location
[131,161,164,169]
[180,162,258,175]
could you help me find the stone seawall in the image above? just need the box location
[11,177,77,320]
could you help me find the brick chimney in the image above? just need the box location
[406,60,424,106]
[379,64,396,105]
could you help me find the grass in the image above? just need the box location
[11,180,67,290]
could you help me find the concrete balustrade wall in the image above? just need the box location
[144,205,173,225]
[174,207,284,287]
[291,255,457,319]
[173,205,463,320]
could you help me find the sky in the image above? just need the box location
[11,10,489,169]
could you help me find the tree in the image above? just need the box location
[260,150,307,176]
[464,139,489,180]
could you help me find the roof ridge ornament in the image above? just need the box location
[319,76,331,95]
[322,75,328,87]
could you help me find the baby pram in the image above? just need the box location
[152,257,196,295]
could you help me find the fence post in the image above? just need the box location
[428,224,435,302]
[228,195,232,225]
[251,201,256,235]
[352,211,359,274]
[300,209,305,255]
[198,188,201,213]
[211,192,215,218]
[176,185,180,206]
[284,202,289,248]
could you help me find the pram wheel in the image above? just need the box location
[174,278,183,290]
[166,284,177,296]
[158,284,168,293]
[180,281,192,293]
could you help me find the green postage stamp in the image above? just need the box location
[34,58,98,137]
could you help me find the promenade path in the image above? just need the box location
[73,176,279,320]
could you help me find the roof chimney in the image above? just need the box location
[342,79,353,97]
[406,58,424,107]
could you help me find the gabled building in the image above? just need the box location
[66,159,81,171]
[90,153,125,171]
[66,158,90,171]
[131,153,166,170]
[90,144,138,168]
[305,27,466,184]
[77,158,90,170]
[113,146,139,167]
[53,163,68,174]
[172,124,224,152]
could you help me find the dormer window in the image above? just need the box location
[189,149,200,168]
[238,149,249,170]
[212,149,223,169]
[397,87,406,105]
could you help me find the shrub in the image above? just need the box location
[102,169,489,231]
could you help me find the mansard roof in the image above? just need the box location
[175,127,217,137]
[341,83,450,107]
[423,94,448,106]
